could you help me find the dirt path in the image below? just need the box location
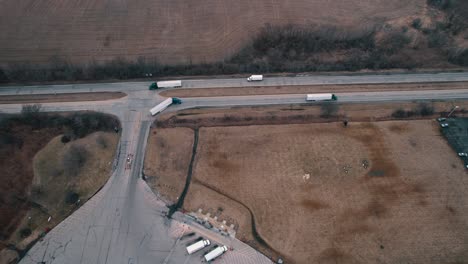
[0,92,126,104]
[160,82,468,98]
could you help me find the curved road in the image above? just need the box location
[0,72,467,264]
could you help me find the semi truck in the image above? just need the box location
[186,239,210,255]
[306,93,337,101]
[149,80,182,90]
[149,97,182,116]
[247,75,263,82]
[204,245,228,262]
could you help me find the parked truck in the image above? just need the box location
[306,93,337,101]
[149,80,182,90]
[186,239,210,255]
[204,246,228,262]
[247,75,263,82]
[149,97,182,116]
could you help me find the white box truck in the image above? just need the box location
[204,246,228,262]
[306,93,337,101]
[149,98,182,116]
[247,75,263,82]
[186,239,210,255]
[149,80,182,89]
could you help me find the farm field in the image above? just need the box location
[0,0,424,66]
[147,104,468,263]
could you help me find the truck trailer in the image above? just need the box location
[149,80,182,90]
[186,240,210,255]
[204,246,228,262]
[247,75,263,82]
[149,97,182,116]
[306,93,337,101]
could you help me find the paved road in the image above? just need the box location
[0,72,467,264]
[1,72,468,96]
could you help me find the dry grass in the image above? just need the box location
[185,121,468,263]
[144,127,194,203]
[0,0,424,65]
[0,92,126,104]
[8,132,119,249]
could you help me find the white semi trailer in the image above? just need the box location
[149,98,182,116]
[204,246,228,262]
[186,239,210,255]
[247,75,263,81]
[306,93,337,101]
[149,80,182,90]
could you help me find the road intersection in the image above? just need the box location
[1,72,468,264]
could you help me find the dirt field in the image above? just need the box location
[160,82,468,98]
[0,92,126,104]
[149,103,468,263]
[0,0,424,66]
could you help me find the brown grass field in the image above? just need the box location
[147,104,468,263]
[0,92,126,104]
[0,0,424,65]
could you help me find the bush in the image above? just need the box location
[61,135,71,143]
[392,108,407,118]
[412,18,422,29]
[428,31,448,48]
[427,0,454,10]
[65,190,79,204]
[415,102,435,116]
[19,228,32,238]
[320,103,339,118]
[62,145,88,176]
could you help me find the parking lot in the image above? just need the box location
[440,117,468,168]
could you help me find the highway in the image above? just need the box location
[0,72,467,264]
[1,72,468,96]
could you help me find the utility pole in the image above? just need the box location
[447,105,459,118]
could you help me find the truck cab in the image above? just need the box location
[149,82,158,90]
[172,97,182,104]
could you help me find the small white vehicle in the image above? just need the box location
[458,153,467,157]
[247,75,263,81]
[437,117,447,122]
[440,123,449,128]
[186,239,210,255]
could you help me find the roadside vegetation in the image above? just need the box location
[0,1,467,83]
[0,106,120,259]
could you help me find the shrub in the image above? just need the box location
[19,228,32,238]
[320,103,339,118]
[427,0,454,10]
[65,190,79,204]
[61,135,71,143]
[415,102,435,116]
[392,108,407,118]
[412,18,422,29]
[428,31,448,48]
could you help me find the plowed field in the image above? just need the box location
[0,0,424,65]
